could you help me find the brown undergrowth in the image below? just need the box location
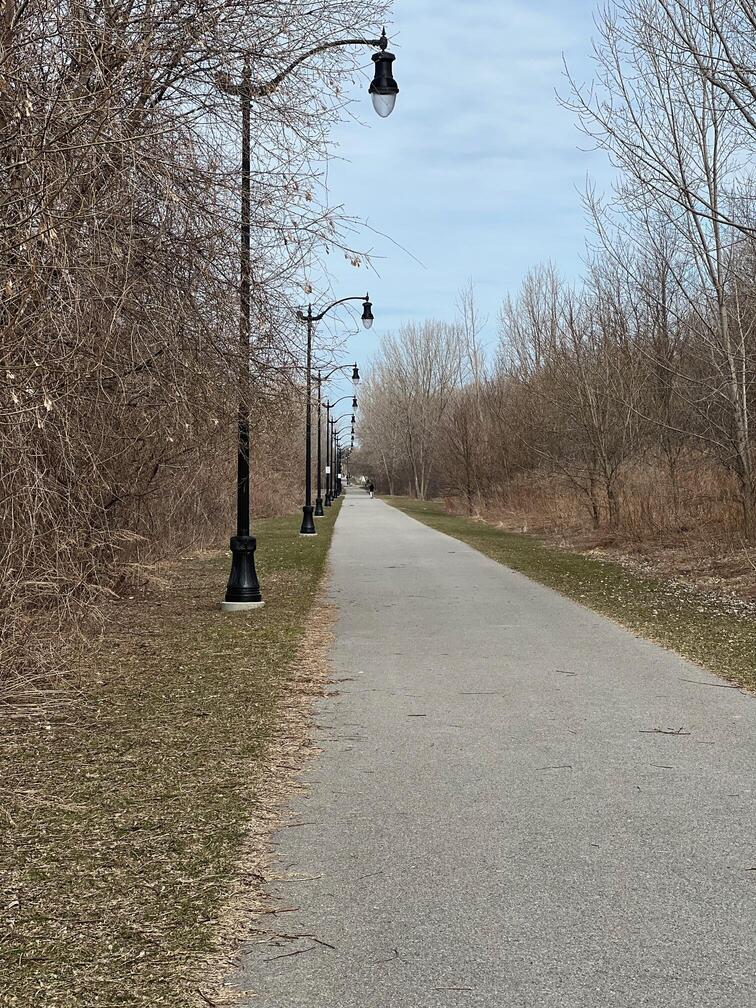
[443,464,756,602]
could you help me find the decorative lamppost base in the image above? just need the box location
[325,493,332,507]
[221,599,266,612]
[299,505,317,536]
[314,497,325,517]
[221,535,264,611]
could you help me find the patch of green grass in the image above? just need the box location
[0,502,341,1007]
[387,496,756,691]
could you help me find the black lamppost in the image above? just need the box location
[326,413,334,505]
[218,31,398,608]
[315,371,325,516]
[296,299,370,536]
[218,57,263,612]
[329,419,342,500]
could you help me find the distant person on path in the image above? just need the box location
[368,482,375,499]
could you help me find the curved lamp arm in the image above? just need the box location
[217,43,382,98]
[325,394,358,410]
[285,360,357,382]
[320,364,360,383]
[252,37,386,97]
[296,294,369,325]
[312,294,370,323]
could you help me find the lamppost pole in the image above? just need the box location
[315,370,324,516]
[222,55,263,612]
[300,305,316,535]
[325,404,332,506]
[334,421,340,495]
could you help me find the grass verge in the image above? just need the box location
[386,497,756,692]
[0,502,342,1008]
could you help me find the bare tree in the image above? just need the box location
[568,0,756,533]
[360,322,462,500]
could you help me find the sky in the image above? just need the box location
[318,0,617,412]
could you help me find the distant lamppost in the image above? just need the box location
[326,413,335,505]
[315,371,325,517]
[296,298,370,536]
[329,419,342,500]
[218,32,398,609]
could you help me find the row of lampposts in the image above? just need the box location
[296,297,370,535]
[324,393,357,503]
[328,409,356,501]
[318,382,358,515]
[220,30,398,612]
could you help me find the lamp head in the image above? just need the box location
[352,363,361,383]
[361,297,374,330]
[369,31,399,118]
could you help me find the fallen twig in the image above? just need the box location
[264,945,318,963]
[369,948,399,965]
[681,678,743,690]
[639,727,691,735]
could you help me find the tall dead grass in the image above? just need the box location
[446,455,750,548]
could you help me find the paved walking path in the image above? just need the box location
[238,490,755,1007]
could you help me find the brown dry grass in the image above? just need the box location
[0,506,341,1008]
[198,600,337,1007]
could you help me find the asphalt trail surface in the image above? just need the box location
[237,490,755,1007]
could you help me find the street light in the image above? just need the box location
[361,301,374,329]
[217,29,398,610]
[327,414,335,505]
[369,31,400,118]
[297,297,371,536]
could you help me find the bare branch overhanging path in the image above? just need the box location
[236,490,755,1007]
